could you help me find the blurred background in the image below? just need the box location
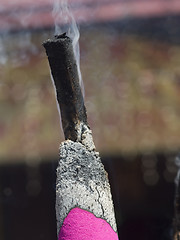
[0,0,180,239]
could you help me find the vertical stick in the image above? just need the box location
[43,33,118,238]
[43,34,88,142]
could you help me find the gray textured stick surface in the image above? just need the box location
[43,33,117,237]
[56,140,117,234]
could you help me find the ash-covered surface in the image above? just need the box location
[43,33,117,236]
[56,140,117,234]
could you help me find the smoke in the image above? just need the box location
[0,2,41,67]
[0,32,39,67]
[175,154,180,185]
[52,0,83,91]
[0,37,8,65]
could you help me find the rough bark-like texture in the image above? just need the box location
[43,33,117,238]
[56,140,117,235]
[43,34,93,146]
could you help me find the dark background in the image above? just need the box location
[0,153,176,240]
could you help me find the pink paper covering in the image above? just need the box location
[59,207,119,240]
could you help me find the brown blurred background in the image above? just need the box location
[0,0,180,239]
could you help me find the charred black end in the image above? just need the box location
[43,33,88,141]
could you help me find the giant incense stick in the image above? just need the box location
[43,33,118,239]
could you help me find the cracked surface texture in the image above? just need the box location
[56,140,117,235]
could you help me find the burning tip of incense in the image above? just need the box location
[54,32,67,39]
[42,33,71,47]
